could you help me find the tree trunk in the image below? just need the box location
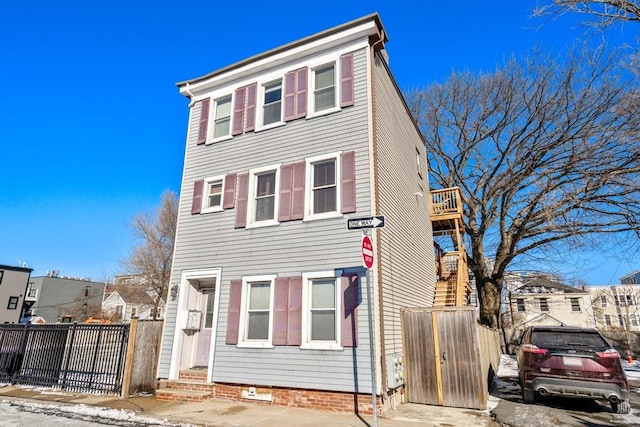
[476,277,502,329]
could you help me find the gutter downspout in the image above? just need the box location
[184,83,196,107]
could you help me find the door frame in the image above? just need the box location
[169,268,222,382]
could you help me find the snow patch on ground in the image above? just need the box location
[3,399,194,427]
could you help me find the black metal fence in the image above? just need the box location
[0,323,129,394]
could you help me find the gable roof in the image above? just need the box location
[105,285,157,305]
[513,276,585,295]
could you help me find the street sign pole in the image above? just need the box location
[363,230,378,426]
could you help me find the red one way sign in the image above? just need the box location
[362,235,374,269]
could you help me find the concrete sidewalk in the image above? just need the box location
[0,384,501,426]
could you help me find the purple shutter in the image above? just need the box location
[278,164,293,221]
[191,179,204,214]
[341,151,356,213]
[234,173,249,228]
[295,67,308,118]
[197,98,210,144]
[288,276,302,345]
[223,173,237,209]
[273,277,289,346]
[341,274,359,347]
[340,54,354,107]
[245,83,257,132]
[284,70,296,121]
[291,161,306,220]
[232,87,246,135]
[226,280,242,345]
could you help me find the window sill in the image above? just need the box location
[303,211,342,222]
[206,135,233,145]
[300,342,343,351]
[201,206,224,214]
[236,342,274,349]
[246,219,280,229]
[305,107,340,120]
[255,121,285,132]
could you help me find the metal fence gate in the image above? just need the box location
[0,323,129,394]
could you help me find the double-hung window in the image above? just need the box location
[305,152,341,220]
[7,296,19,310]
[213,95,232,139]
[301,272,341,350]
[313,64,336,112]
[604,314,612,326]
[246,164,280,227]
[570,297,581,312]
[263,80,282,126]
[238,275,275,348]
[601,295,608,307]
[516,298,525,312]
[539,298,549,312]
[201,175,225,213]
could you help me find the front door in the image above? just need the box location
[195,291,215,367]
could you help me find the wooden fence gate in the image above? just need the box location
[401,306,500,410]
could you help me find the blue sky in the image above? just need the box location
[1,0,637,284]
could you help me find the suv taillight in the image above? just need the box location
[595,349,620,358]
[521,344,548,355]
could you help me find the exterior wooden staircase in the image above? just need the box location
[155,368,215,403]
[430,188,472,307]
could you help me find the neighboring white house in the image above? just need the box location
[102,284,165,321]
[588,284,640,332]
[508,275,596,335]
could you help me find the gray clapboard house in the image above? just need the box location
[157,14,437,414]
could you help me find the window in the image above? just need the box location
[213,95,232,139]
[631,314,639,327]
[7,296,19,310]
[305,153,339,219]
[625,294,636,306]
[301,272,341,350]
[601,295,608,307]
[605,314,612,326]
[313,64,335,112]
[539,298,549,312]
[570,297,581,312]
[237,275,275,347]
[246,165,280,228]
[130,307,137,318]
[202,175,224,213]
[263,80,282,125]
[516,298,525,312]
[0,270,3,284]
[619,314,624,326]
[204,292,215,328]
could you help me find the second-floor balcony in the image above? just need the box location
[25,288,38,301]
[430,187,463,233]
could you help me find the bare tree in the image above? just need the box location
[534,1,640,28]
[124,190,178,320]
[407,47,640,328]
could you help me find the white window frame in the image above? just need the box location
[604,314,612,326]
[601,295,608,307]
[307,61,340,118]
[237,275,276,349]
[246,164,281,228]
[516,298,525,312]
[259,78,284,130]
[569,297,581,312]
[300,271,342,351]
[206,94,233,144]
[201,174,226,213]
[304,152,342,221]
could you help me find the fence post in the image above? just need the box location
[121,318,138,397]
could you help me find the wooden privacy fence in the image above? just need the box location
[401,306,501,410]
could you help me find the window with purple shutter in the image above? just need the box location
[197,98,210,144]
[223,173,237,209]
[235,173,249,228]
[273,277,302,346]
[245,83,257,132]
[191,179,204,214]
[232,87,246,136]
[341,151,356,213]
[278,161,305,222]
[284,67,308,121]
[226,280,242,345]
[340,53,354,107]
[341,274,359,347]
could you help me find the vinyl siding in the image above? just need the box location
[159,47,376,393]
[373,53,437,355]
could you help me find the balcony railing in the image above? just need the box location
[430,187,463,217]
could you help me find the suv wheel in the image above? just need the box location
[522,388,535,404]
[612,399,631,414]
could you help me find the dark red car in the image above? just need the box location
[516,325,630,414]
